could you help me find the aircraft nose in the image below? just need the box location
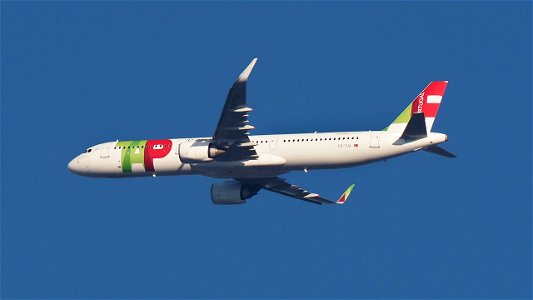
[68,157,84,175]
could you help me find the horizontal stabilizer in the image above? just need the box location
[424,145,456,158]
[400,113,427,140]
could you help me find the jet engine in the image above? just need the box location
[211,181,261,205]
[178,140,225,163]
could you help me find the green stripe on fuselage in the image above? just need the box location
[116,140,147,173]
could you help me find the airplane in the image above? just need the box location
[68,58,455,205]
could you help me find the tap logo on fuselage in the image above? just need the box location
[116,139,172,173]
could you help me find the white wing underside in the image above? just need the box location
[240,177,342,205]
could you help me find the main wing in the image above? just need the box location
[241,177,355,205]
[212,58,258,160]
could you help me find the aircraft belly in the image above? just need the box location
[195,167,286,179]
[273,143,362,169]
[191,153,287,179]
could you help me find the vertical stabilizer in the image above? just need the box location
[385,81,448,133]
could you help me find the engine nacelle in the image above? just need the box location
[211,181,261,205]
[178,140,225,163]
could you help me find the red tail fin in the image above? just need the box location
[386,81,448,133]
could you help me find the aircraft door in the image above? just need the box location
[100,144,110,158]
[369,132,381,148]
[269,138,278,150]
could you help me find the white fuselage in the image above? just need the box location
[68,130,448,179]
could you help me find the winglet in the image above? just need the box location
[237,58,258,82]
[336,184,355,204]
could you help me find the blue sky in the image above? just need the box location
[2,2,531,298]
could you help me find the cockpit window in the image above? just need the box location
[85,148,92,153]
